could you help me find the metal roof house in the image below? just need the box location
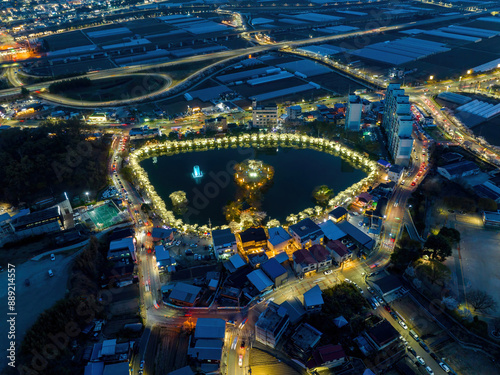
[211,228,236,259]
[303,285,324,312]
[328,207,348,223]
[261,257,288,287]
[169,282,202,307]
[371,275,403,297]
[437,160,480,180]
[267,226,292,255]
[247,269,274,293]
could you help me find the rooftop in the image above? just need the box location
[289,218,322,239]
[326,240,349,257]
[102,362,129,375]
[373,275,403,294]
[303,285,324,308]
[247,269,274,292]
[212,228,236,247]
[293,248,317,265]
[439,160,479,177]
[328,206,348,219]
[256,304,289,333]
[336,221,374,249]
[239,227,267,244]
[169,282,202,305]
[280,297,306,325]
[309,244,330,262]
[151,227,174,239]
[194,318,226,340]
[291,323,323,349]
[11,206,61,227]
[366,319,399,348]
[320,220,347,241]
[261,258,287,280]
[267,226,292,246]
[307,344,346,369]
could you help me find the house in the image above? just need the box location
[326,240,351,264]
[365,319,399,351]
[247,269,274,293]
[189,318,226,365]
[371,275,403,297]
[151,227,174,242]
[336,221,375,252]
[261,258,288,287]
[252,102,278,128]
[274,252,290,265]
[238,227,267,252]
[169,282,202,307]
[303,285,324,313]
[211,228,237,259]
[255,303,290,348]
[247,252,269,268]
[328,207,348,223]
[387,164,404,182]
[220,286,241,302]
[102,362,129,375]
[155,245,176,272]
[293,248,318,275]
[289,218,323,247]
[223,253,247,273]
[289,323,323,359]
[280,298,306,325]
[320,220,347,242]
[306,344,347,370]
[267,226,292,255]
[308,244,332,270]
[437,160,480,180]
[482,211,500,228]
[108,237,135,262]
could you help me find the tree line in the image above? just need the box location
[49,77,92,94]
[0,118,108,205]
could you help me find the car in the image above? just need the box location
[399,320,408,330]
[190,243,198,248]
[430,353,439,361]
[238,354,243,367]
[324,270,333,275]
[411,182,416,186]
[407,346,417,356]
[344,278,351,283]
[48,269,54,277]
[390,312,398,320]
[376,296,383,304]
[50,253,55,261]
[419,341,431,352]
[358,221,363,227]
[175,241,181,246]
[227,320,236,325]
[140,360,145,370]
[425,366,434,375]
[439,362,451,372]
[416,356,426,366]
[367,286,373,294]
[384,305,391,312]
[185,249,193,255]
[184,313,192,317]
[240,341,245,349]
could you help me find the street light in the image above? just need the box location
[85,192,90,203]
[429,75,434,80]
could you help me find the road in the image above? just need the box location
[0,9,491,107]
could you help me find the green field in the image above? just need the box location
[56,75,168,102]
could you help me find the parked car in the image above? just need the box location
[419,341,431,352]
[48,269,54,277]
[384,305,391,312]
[425,366,434,375]
[416,356,426,366]
[439,362,451,373]
[407,346,417,356]
[240,341,245,349]
[140,360,145,369]
[324,269,333,275]
[399,320,408,330]
[430,353,439,361]
[50,253,55,261]
[238,354,243,367]
[390,312,398,320]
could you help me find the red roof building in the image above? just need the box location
[307,344,347,369]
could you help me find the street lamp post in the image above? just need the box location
[86,192,90,203]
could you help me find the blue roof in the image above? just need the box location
[377,159,391,168]
[303,285,324,307]
[261,258,287,280]
[267,226,292,246]
[274,252,289,264]
[247,269,273,292]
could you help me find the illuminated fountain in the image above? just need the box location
[192,165,203,179]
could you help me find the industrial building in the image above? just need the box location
[382,84,414,166]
